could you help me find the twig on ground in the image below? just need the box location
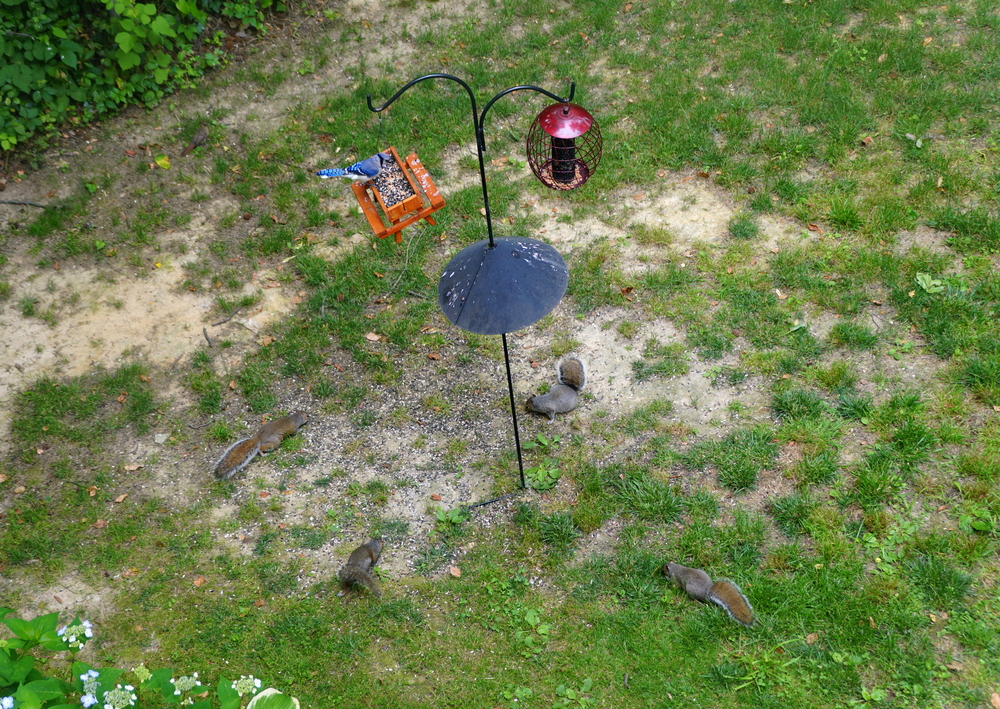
[0,200,46,208]
[212,306,243,326]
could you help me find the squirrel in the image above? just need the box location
[663,562,756,627]
[526,356,587,422]
[213,411,308,481]
[338,538,383,597]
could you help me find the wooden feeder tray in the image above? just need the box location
[351,146,445,242]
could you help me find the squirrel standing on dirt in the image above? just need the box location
[213,411,308,481]
[663,562,756,627]
[526,356,587,422]
[338,538,383,597]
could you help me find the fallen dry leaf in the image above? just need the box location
[259,491,270,498]
[93,519,108,529]
[0,474,6,483]
[122,568,139,577]
[430,494,442,501]
[992,693,1000,709]
[114,494,128,503]
[805,633,818,645]
[14,486,26,494]
[807,223,822,233]
[448,566,462,578]
[193,576,206,587]
[427,353,441,360]
[88,486,98,496]
[54,595,63,603]
[254,599,267,608]
[365,332,381,342]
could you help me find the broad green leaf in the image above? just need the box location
[117,49,141,70]
[154,153,170,169]
[217,680,241,709]
[150,15,176,37]
[247,689,298,709]
[115,31,134,52]
[0,652,35,685]
[14,685,42,709]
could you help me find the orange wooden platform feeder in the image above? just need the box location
[351,146,445,242]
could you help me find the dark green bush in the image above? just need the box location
[0,0,280,151]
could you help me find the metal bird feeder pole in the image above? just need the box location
[366,74,599,489]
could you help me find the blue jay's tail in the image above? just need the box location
[316,167,350,179]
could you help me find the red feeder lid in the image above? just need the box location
[535,103,595,139]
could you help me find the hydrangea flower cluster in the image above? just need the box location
[131,665,152,684]
[58,620,94,650]
[101,684,136,709]
[232,676,261,697]
[80,669,101,708]
[170,673,200,695]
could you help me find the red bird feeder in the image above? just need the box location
[527,102,602,190]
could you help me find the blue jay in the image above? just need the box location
[316,152,391,182]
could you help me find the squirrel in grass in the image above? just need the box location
[338,538,383,597]
[663,562,756,627]
[526,356,587,422]
[213,411,308,481]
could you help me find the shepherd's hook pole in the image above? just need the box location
[367,75,575,488]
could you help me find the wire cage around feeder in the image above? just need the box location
[526,103,602,191]
[350,145,445,242]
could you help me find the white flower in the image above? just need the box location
[101,684,136,709]
[81,670,100,697]
[81,695,97,708]
[1,696,14,709]
[232,676,262,697]
[170,673,200,695]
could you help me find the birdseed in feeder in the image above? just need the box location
[535,161,590,191]
[372,155,416,207]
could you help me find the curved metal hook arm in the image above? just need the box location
[366,73,479,128]
[478,82,575,137]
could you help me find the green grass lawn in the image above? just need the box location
[3,0,1000,707]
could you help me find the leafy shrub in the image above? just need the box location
[0,0,281,151]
